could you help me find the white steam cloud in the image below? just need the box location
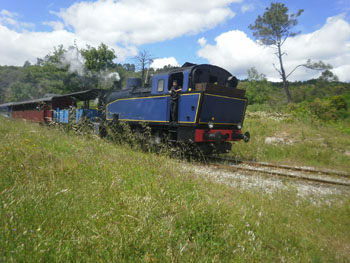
[106,72,120,82]
[59,46,86,76]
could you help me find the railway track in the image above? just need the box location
[205,156,350,187]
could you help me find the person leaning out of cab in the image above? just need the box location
[169,80,182,124]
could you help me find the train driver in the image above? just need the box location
[169,80,182,124]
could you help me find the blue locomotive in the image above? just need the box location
[103,63,250,154]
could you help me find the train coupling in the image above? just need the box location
[231,131,250,143]
[243,132,250,143]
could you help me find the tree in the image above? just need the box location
[249,3,330,103]
[122,63,136,72]
[318,69,339,82]
[44,45,66,65]
[23,61,31,67]
[81,43,116,72]
[8,81,38,101]
[246,67,272,104]
[133,50,154,84]
[153,64,179,73]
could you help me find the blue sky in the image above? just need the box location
[0,0,349,81]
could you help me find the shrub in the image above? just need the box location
[330,95,347,110]
[287,95,349,121]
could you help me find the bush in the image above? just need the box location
[286,102,312,119]
[287,95,349,121]
[330,95,347,110]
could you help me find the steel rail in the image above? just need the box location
[206,156,350,177]
[205,156,350,187]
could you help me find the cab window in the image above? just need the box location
[168,72,184,90]
[157,79,164,92]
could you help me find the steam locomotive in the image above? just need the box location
[0,63,250,154]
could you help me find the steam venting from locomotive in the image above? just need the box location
[59,46,86,76]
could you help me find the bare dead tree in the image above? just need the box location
[134,50,154,84]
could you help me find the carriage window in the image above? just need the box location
[157,79,164,92]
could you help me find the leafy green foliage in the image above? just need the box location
[319,69,339,82]
[8,81,38,101]
[149,64,180,74]
[244,67,272,105]
[287,95,349,121]
[3,63,68,102]
[235,67,350,124]
[248,3,303,46]
[122,63,135,72]
[81,43,116,72]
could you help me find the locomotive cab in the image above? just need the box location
[166,63,249,153]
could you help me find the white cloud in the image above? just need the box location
[197,37,207,47]
[197,30,270,76]
[57,0,238,46]
[150,57,180,69]
[0,24,80,65]
[0,0,240,66]
[241,4,255,13]
[0,9,34,30]
[43,21,65,31]
[0,9,17,17]
[197,14,350,82]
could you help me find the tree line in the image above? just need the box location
[0,44,175,103]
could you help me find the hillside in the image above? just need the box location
[1,118,350,262]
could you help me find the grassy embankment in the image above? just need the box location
[1,118,350,262]
[231,111,350,172]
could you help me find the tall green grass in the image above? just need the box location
[1,118,350,262]
[233,111,350,172]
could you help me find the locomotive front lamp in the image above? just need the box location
[237,124,242,130]
[208,121,214,129]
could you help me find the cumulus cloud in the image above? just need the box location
[197,14,350,82]
[0,9,77,65]
[57,0,238,45]
[198,30,271,76]
[0,0,240,66]
[43,21,65,31]
[150,57,180,69]
[0,23,80,65]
